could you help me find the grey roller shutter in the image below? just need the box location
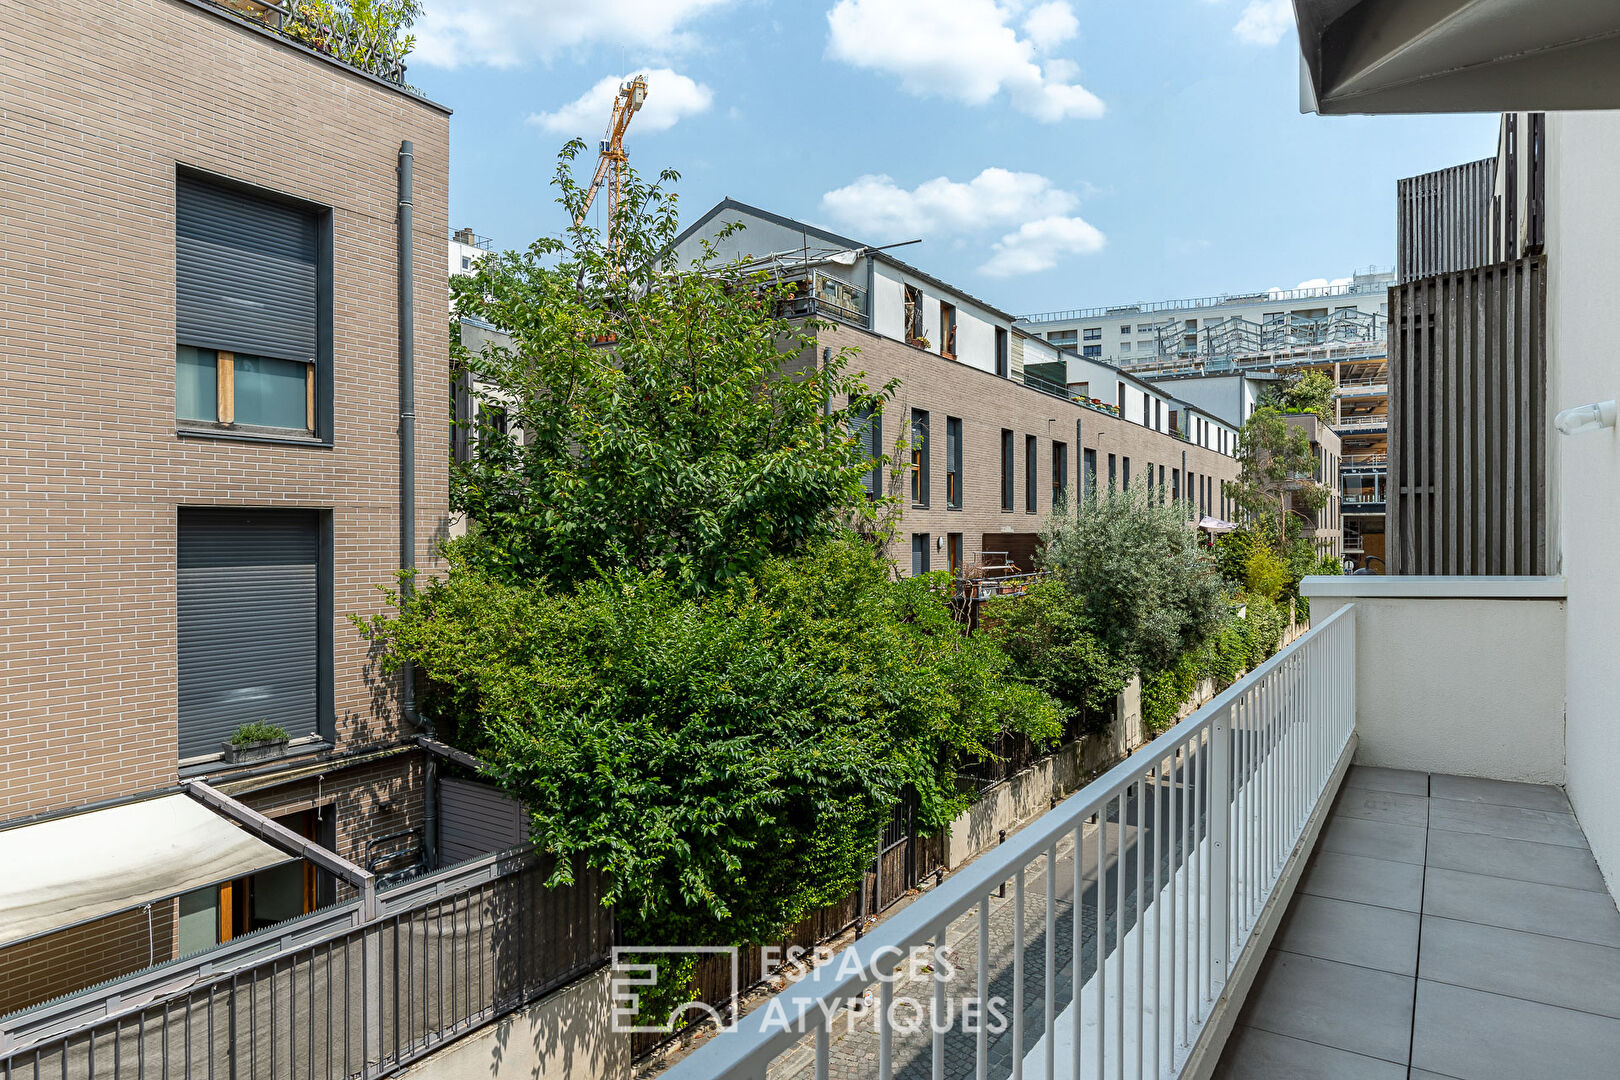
[178,509,320,759]
[438,777,529,865]
[177,176,318,364]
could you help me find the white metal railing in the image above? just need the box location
[666,605,1356,1080]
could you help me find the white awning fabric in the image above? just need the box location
[1198,515,1239,534]
[0,794,295,948]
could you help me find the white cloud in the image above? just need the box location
[527,70,714,136]
[1233,0,1294,46]
[825,0,1103,123]
[820,168,1104,277]
[414,0,734,69]
[981,215,1105,277]
[821,168,1078,237]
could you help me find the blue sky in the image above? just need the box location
[408,0,1499,315]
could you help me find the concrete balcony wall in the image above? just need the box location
[1302,576,1566,785]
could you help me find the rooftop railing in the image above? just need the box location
[1017,274,1393,324]
[201,0,412,86]
[666,605,1357,1080]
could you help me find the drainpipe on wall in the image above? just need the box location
[398,140,438,869]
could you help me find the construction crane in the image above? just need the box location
[575,75,648,253]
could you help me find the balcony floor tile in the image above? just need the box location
[1239,952,1414,1064]
[1298,850,1425,911]
[1418,915,1620,1018]
[1423,866,1620,947]
[1274,894,1419,975]
[1342,764,1429,796]
[1423,828,1609,892]
[1215,1025,1407,1080]
[1427,799,1586,848]
[1221,770,1620,1080]
[1316,815,1427,865]
[1410,979,1620,1080]
[1330,787,1430,828]
[1428,773,1570,814]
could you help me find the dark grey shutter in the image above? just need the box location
[178,509,320,759]
[438,777,528,864]
[177,176,318,363]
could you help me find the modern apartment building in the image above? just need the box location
[0,0,449,1015]
[667,200,1241,578]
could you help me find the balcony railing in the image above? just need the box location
[667,605,1357,1080]
[201,0,412,86]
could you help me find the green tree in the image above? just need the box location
[362,537,1059,948]
[978,580,1134,735]
[1225,406,1328,544]
[1265,369,1336,422]
[285,0,422,76]
[1039,485,1229,672]
[450,144,889,595]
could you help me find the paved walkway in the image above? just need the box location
[1217,765,1620,1080]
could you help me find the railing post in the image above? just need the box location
[1207,704,1232,1003]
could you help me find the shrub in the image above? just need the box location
[1208,615,1251,689]
[230,722,288,745]
[1040,485,1229,672]
[1243,596,1287,665]
[1141,648,1209,735]
[1244,545,1290,601]
[978,581,1134,738]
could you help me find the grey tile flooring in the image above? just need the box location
[1331,787,1430,828]
[1423,865,1620,947]
[1423,827,1609,892]
[1215,1025,1407,1080]
[1410,979,1620,1080]
[1428,773,1570,813]
[1240,952,1414,1064]
[1419,915,1620,1018]
[1427,798,1586,847]
[1274,894,1419,975]
[1298,850,1424,911]
[1316,815,1427,865]
[1343,764,1429,796]
[1219,768,1620,1080]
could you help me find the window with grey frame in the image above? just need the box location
[175,171,331,443]
[1083,447,1097,500]
[1051,440,1068,508]
[177,508,330,761]
[1001,429,1015,511]
[1122,456,1131,490]
[911,409,930,506]
[911,533,930,576]
[851,400,883,499]
[1108,453,1117,490]
[946,416,963,509]
[1024,434,1037,513]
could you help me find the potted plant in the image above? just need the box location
[223,721,290,764]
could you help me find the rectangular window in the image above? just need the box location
[1120,324,1131,334]
[946,416,963,509]
[1159,464,1166,494]
[1083,345,1102,357]
[1172,468,1180,501]
[940,302,958,359]
[995,327,1009,378]
[1083,447,1097,500]
[1145,461,1154,490]
[1083,327,1102,341]
[947,532,963,574]
[1052,441,1068,508]
[1108,453,1117,491]
[851,401,883,499]
[904,284,924,344]
[911,533,931,576]
[911,409,930,507]
[178,508,328,761]
[176,173,328,440]
[1122,457,1131,490]
[1120,343,1131,354]
[1025,435,1038,513]
[1155,399,1162,431]
[1001,429,1015,511]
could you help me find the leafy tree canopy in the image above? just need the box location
[1038,485,1229,672]
[450,144,888,596]
[1263,369,1336,422]
[978,580,1134,734]
[362,538,1060,947]
[1225,406,1328,544]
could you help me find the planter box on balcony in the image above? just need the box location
[221,737,289,765]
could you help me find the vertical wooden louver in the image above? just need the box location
[1388,256,1546,575]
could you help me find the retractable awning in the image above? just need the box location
[1199,515,1239,533]
[0,794,295,948]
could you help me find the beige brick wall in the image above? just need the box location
[0,0,451,822]
[819,324,1242,573]
[0,903,178,1017]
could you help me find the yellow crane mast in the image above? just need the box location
[575,75,648,253]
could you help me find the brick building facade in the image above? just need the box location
[0,0,449,1012]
